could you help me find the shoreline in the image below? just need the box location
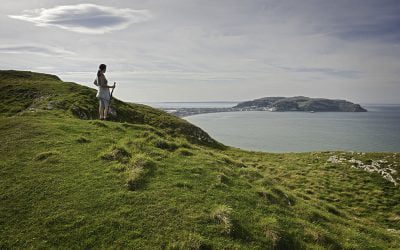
[159,107,368,117]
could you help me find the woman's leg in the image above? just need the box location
[104,106,109,119]
[103,99,110,119]
[99,99,105,119]
[99,107,104,119]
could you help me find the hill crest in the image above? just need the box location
[0,70,224,148]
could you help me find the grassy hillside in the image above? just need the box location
[0,70,223,148]
[0,70,399,249]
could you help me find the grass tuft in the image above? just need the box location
[217,173,230,185]
[210,205,233,235]
[100,145,131,163]
[153,138,179,151]
[325,204,341,216]
[218,154,247,168]
[166,232,210,250]
[177,148,193,156]
[174,181,193,189]
[259,217,281,247]
[126,153,156,191]
[34,151,60,163]
[127,167,145,191]
[90,120,108,128]
[111,163,127,172]
[130,153,156,169]
[239,167,263,181]
[76,136,90,143]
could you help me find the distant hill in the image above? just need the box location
[234,96,367,112]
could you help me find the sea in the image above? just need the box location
[144,102,400,153]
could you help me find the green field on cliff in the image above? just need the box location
[0,70,399,249]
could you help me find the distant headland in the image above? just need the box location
[161,96,367,117]
[234,96,367,112]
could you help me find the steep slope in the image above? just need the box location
[0,70,224,148]
[0,71,399,249]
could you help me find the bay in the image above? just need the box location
[149,102,400,152]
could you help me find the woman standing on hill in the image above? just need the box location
[94,64,115,120]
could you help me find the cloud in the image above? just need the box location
[0,44,74,56]
[2,0,400,103]
[8,4,152,34]
[276,66,359,79]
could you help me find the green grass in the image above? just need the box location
[0,70,399,249]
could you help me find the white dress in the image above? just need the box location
[94,74,110,100]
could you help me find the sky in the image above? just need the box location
[1,0,400,104]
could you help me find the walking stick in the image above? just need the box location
[107,82,116,115]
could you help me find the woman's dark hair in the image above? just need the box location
[97,64,107,77]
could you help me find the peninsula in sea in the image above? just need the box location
[161,96,367,117]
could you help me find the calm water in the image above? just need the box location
[143,101,238,109]
[177,104,400,153]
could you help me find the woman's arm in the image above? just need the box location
[98,74,107,87]
[98,74,115,88]
[107,82,116,88]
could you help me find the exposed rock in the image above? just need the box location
[327,155,398,186]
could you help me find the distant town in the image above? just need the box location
[160,106,274,117]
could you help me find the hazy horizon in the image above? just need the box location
[140,100,400,105]
[1,0,399,104]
